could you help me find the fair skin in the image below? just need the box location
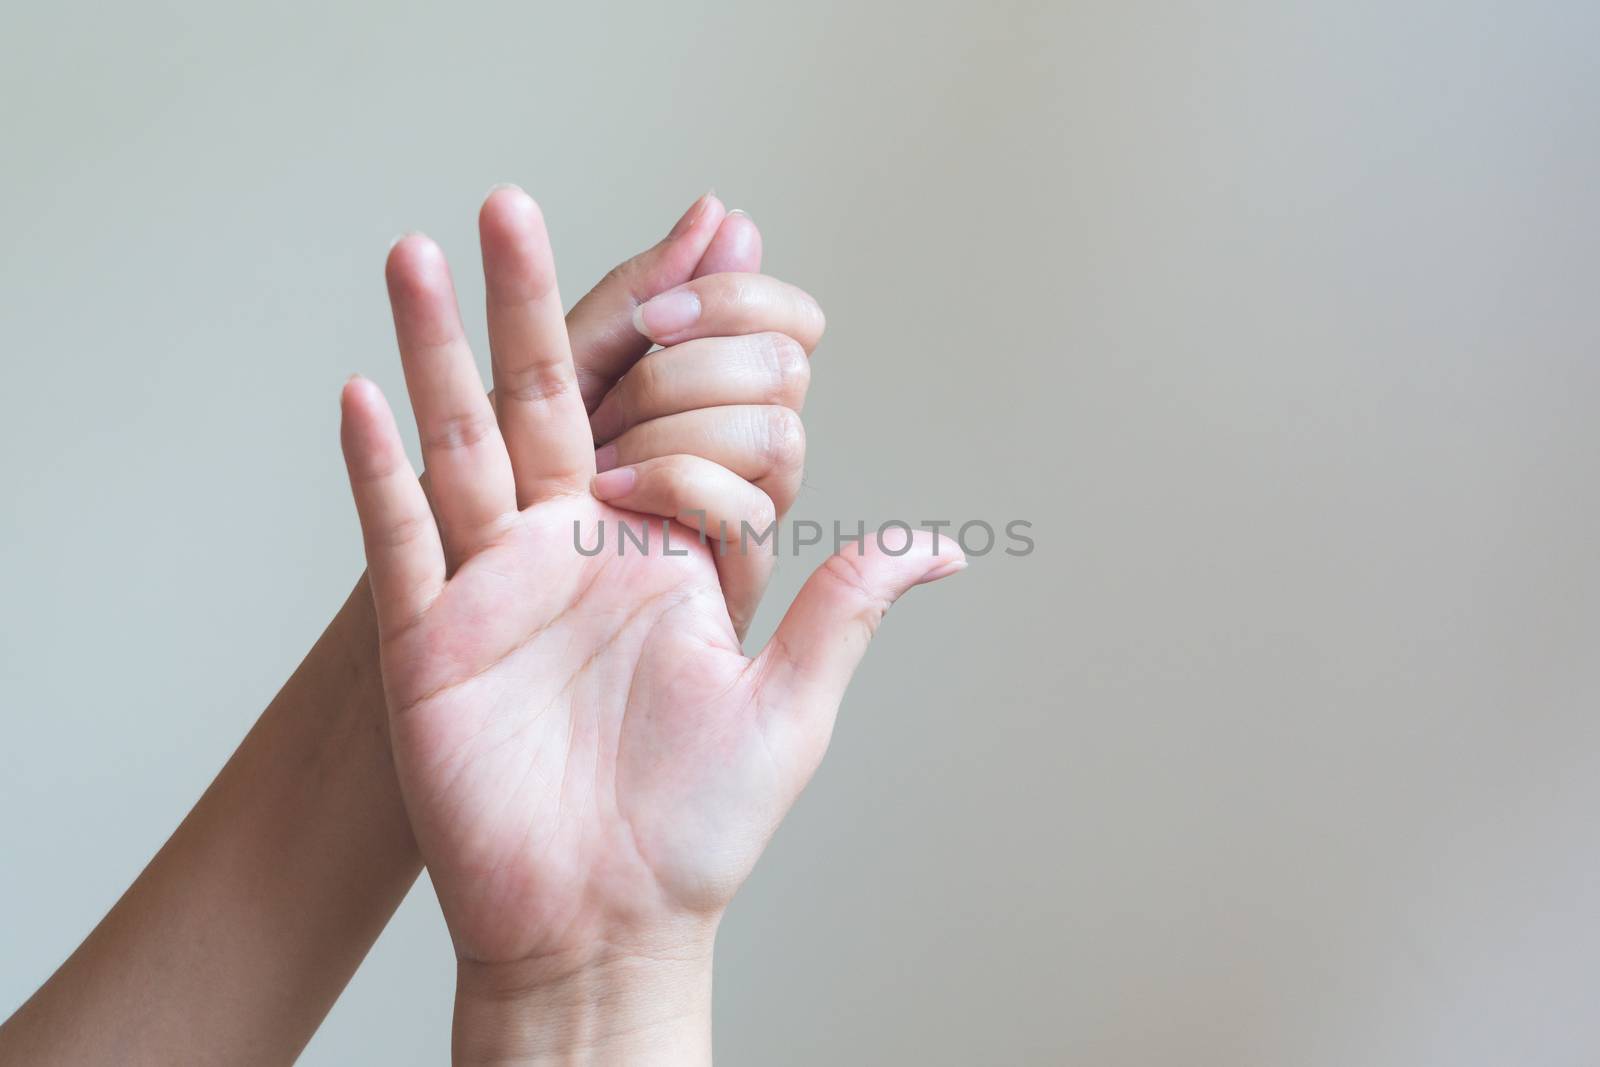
[343,187,963,1063]
[0,191,843,1063]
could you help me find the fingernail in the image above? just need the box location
[669,191,714,238]
[591,466,637,499]
[914,557,968,586]
[388,230,420,250]
[593,442,620,473]
[485,182,524,197]
[728,208,750,218]
[633,289,702,338]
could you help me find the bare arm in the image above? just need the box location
[0,582,412,1062]
[0,191,820,1064]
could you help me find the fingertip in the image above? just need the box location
[340,373,383,415]
[904,526,965,563]
[590,465,638,500]
[479,182,544,235]
[643,194,726,289]
[633,287,702,340]
[725,209,761,250]
[339,376,401,474]
[804,296,827,349]
[340,375,400,439]
[385,232,449,294]
[484,180,527,202]
[668,191,725,240]
[386,235,467,346]
[899,528,966,586]
[693,209,763,277]
[680,193,727,247]
[915,555,968,586]
[835,527,967,590]
[480,186,558,306]
[702,193,726,224]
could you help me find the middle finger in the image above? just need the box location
[589,332,810,446]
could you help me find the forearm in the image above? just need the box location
[451,934,716,1067]
[0,578,421,1064]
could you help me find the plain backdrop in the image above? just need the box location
[3,2,1599,1063]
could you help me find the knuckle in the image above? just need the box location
[625,357,662,420]
[747,489,778,532]
[787,285,827,346]
[819,552,894,630]
[346,452,402,488]
[496,365,576,407]
[709,273,759,315]
[367,510,432,552]
[574,364,607,409]
[763,406,806,471]
[758,333,810,405]
[712,272,748,303]
[421,408,497,452]
[602,257,656,306]
[655,458,713,522]
[654,453,698,492]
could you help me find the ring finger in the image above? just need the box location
[592,405,805,520]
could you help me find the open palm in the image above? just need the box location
[381,493,772,964]
[340,189,964,968]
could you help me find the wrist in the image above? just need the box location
[451,929,717,1066]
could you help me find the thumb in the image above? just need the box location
[757,529,966,719]
[567,193,735,409]
[691,207,762,278]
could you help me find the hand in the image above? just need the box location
[0,190,830,1067]
[341,188,964,1060]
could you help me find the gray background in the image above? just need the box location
[3,1,1599,1063]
